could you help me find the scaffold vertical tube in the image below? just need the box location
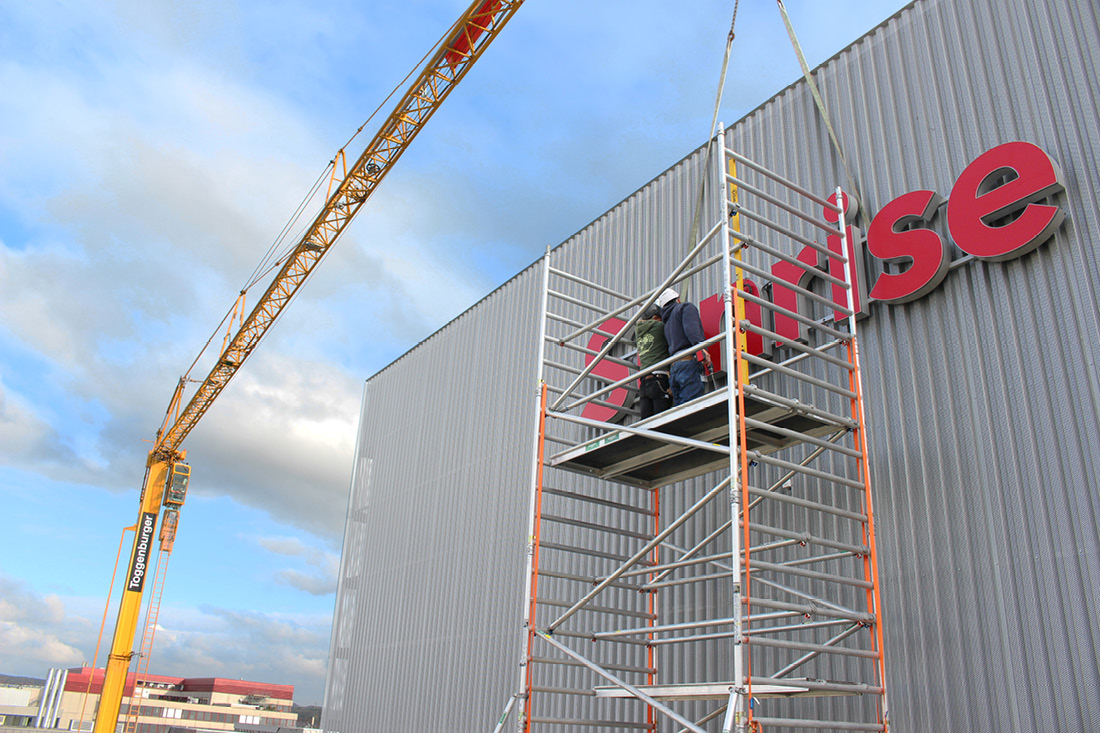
[647,473,660,730]
[516,247,552,733]
[836,188,890,729]
[716,123,749,733]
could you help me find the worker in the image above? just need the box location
[657,287,713,406]
[634,304,672,418]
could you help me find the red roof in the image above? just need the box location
[180,678,293,700]
[64,668,293,701]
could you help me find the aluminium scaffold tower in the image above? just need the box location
[505,124,889,732]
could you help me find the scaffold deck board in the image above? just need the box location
[593,681,849,700]
[549,388,841,488]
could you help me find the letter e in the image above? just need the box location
[947,141,1065,261]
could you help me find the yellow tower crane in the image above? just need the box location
[93,3,524,732]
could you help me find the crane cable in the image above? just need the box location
[243,10,468,295]
[679,0,739,304]
[776,0,863,208]
[166,9,470,401]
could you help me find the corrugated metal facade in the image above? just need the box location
[322,0,1100,730]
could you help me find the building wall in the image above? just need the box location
[0,683,39,729]
[323,0,1100,730]
[0,688,37,708]
[55,669,296,733]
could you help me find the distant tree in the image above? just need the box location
[0,674,45,686]
[292,704,323,729]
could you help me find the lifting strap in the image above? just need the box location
[776,0,864,208]
[681,0,740,304]
[708,0,741,140]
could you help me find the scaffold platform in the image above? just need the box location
[549,386,849,488]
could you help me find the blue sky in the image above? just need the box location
[0,0,911,706]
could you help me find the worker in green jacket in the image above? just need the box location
[635,305,672,418]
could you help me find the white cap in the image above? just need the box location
[656,288,679,308]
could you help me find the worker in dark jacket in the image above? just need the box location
[657,288,712,406]
[634,305,671,418]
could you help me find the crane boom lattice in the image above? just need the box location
[93,4,525,733]
[156,0,524,457]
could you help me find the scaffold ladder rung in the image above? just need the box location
[529,657,655,676]
[750,717,884,731]
[541,513,654,541]
[536,598,656,620]
[539,541,655,565]
[745,484,868,520]
[748,636,880,659]
[541,486,656,515]
[550,628,650,646]
[529,686,596,696]
[742,384,858,428]
[536,568,645,592]
[528,718,653,730]
[746,521,868,555]
[748,559,874,589]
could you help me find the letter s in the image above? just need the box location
[867,190,949,304]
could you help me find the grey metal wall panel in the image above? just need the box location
[323,273,544,732]
[725,1,1100,730]
[323,0,1100,730]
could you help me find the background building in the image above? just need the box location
[322,0,1100,730]
[0,675,43,728]
[4,668,296,733]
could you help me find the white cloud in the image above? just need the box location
[272,570,337,597]
[259,535,340,595]
[258,536,317,559]
[0,577,86,674]
[150,606,331,704]
[0,572,331,704]
[0,0,500,547]
[0,622,83,669]
[174,355,358,537]
[0,15,365,535]
[0,377,70,467]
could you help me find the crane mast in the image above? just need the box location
[93,3,524,732]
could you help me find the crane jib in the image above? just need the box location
[446,0,505,66]
[96,6,527,733]
[156,0,525,455]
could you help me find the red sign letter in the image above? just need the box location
[580,318,630,422]
[825,191,870,323]
[699,279,765,373]
[947,141,1065,261]
[771,245,822,343]
[867,190,950,304]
